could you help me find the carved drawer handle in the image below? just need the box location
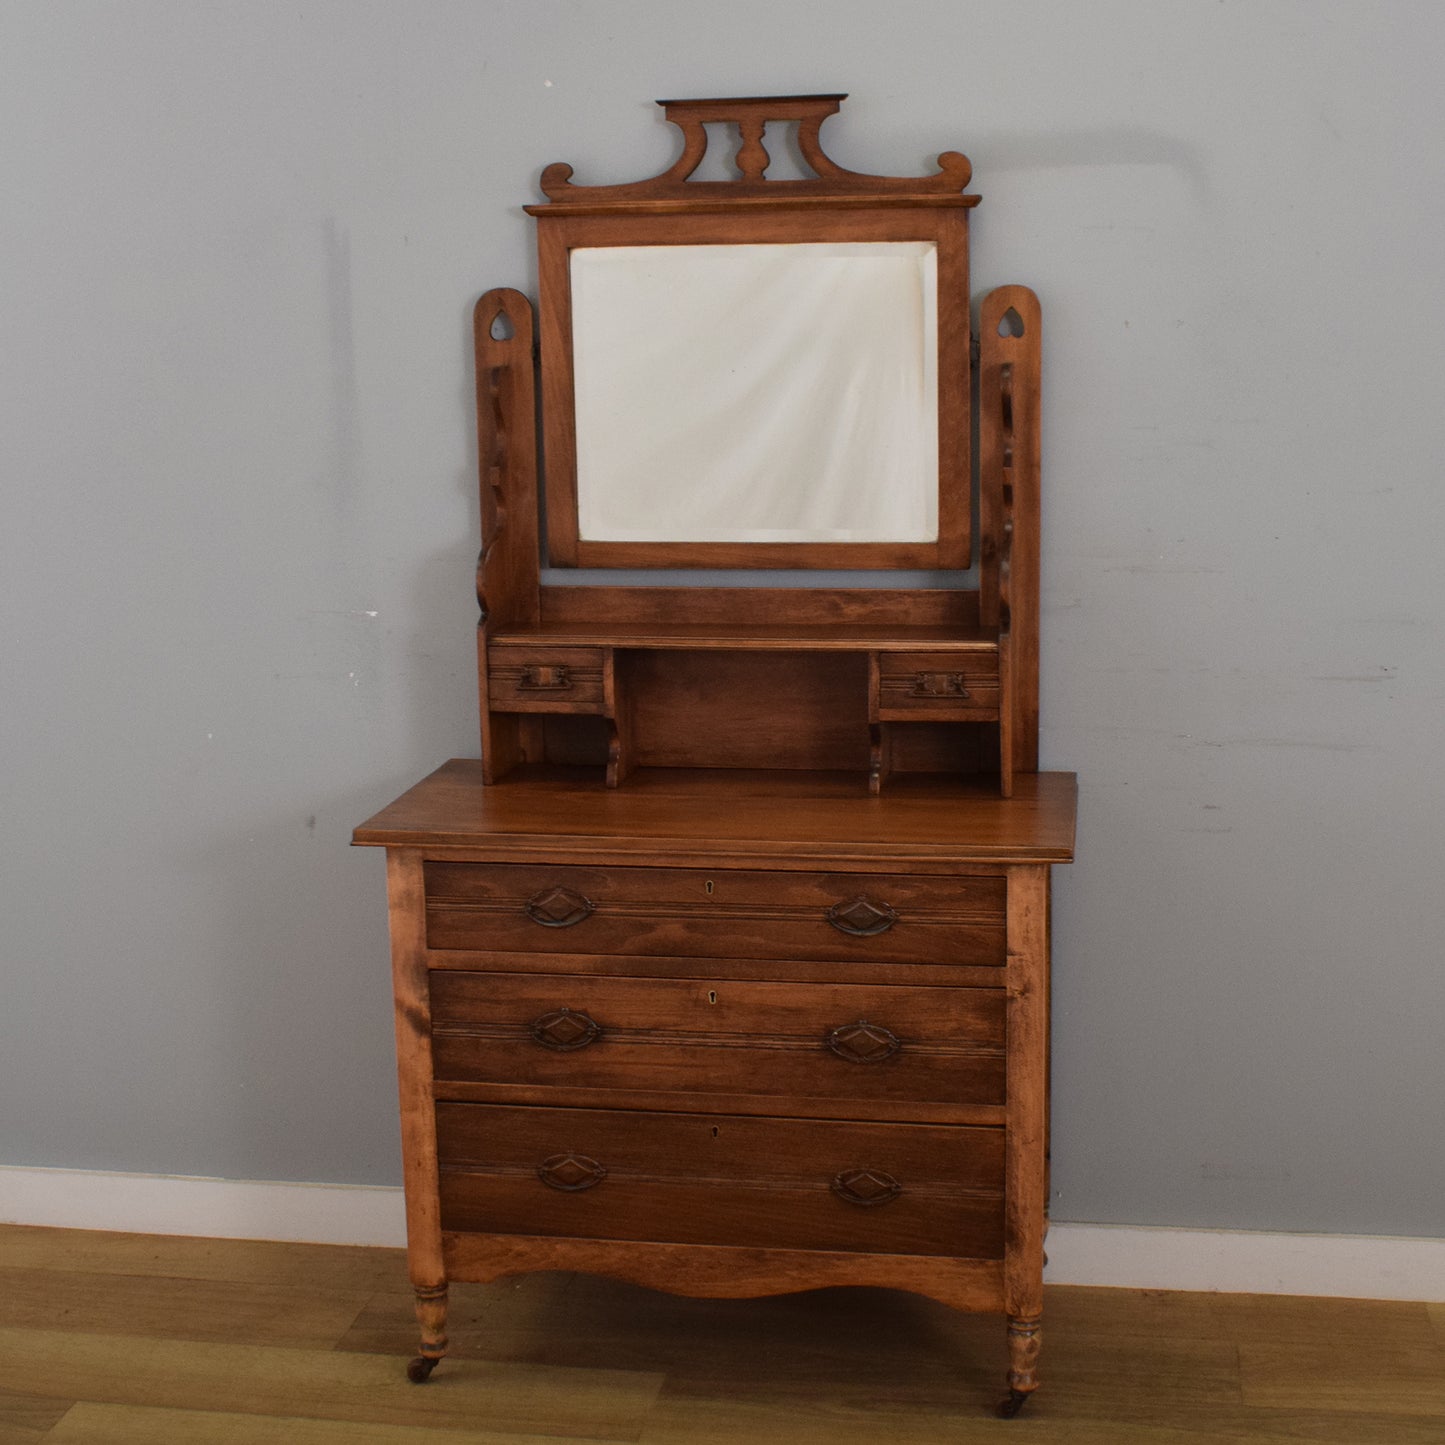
[831,1168,902,1208]
[825,896,898,937]
[537,1153,607,1192]
[912,671,970,698]
[524,886,595,928]
[825,1020,901,1063]
[519,663,572,691]
[530,1007,602,1052]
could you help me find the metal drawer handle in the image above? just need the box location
[537,1153,607,1192]
[831,1168,902,1208]
[825,1020,901,1063]
[519,663,572,691]
[530,1007,602,1052]
[912,671,970,698]
[524,886,595,927]
[825,896,898,937]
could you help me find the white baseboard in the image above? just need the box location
[1042,1221,1445,1302]
[0,1165,406,1248]
[2,1165,1441,1300]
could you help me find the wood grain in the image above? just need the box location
[353,762,1078,864]
[0,1266,369,1349]
[1238,1340,1445,1417]
[40,1403,588,1445]
[979,286,1041,779]
[419,945,1009,990]
[4,1228,1442,1444]
[0,1226,400,1290]
[537,586,983,631]
[0,1327,663,1438]
[619,648,872,772]
[429,971,1006,1114]
[436,1104,1004,1256]
[531,95,977,206]
[422,857,1007,965]
[385,849,446,1369]
[0,1388,71,1444]
[474,287,541,782]
[443,1234,1004,1313]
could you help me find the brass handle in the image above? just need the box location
[831,1169,902,1207]
[911,671,970,698]
[524,886,595,927]
[825,1020,900,1063]
[519,663,572,691]
[825,896,898,937]
[530,1007,602,1052]
[537,1153,607,1192]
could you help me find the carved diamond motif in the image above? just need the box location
[826,895,898,937]
[831,1168,902,1207]
[537,1153,607,1192]
[530,1007,602,1051]
[524,886,594,928]
[825,1020,901,1063]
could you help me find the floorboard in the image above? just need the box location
[0,1224,1440,1443]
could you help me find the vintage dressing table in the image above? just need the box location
[353,95,1076,1417]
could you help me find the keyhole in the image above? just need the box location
[705,879,714,896]
[707,990,717,1005]
[711,1125,720,1138]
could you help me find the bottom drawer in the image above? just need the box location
[435,1103,1004,1258]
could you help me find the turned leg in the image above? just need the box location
[407,1282,449,1383]
[997,1314,1042,1417]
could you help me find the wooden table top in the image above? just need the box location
[353,763,1076,867]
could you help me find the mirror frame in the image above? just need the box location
[526,95,978,570]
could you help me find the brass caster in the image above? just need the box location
[407,1356,439,1383]
[996,1388,1031,1418]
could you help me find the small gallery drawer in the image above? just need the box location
[435,1103,1004,1258]
[430,972,1006,1110]
[423,862,1006,966]
[877,650,1001,721]
[488,645,605,712]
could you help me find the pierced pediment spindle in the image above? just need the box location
[532,94,976,204]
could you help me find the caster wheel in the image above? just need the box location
[407,1356,439,1383]
[996,1388,1030,1418]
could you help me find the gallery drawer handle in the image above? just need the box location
[524,886,595,927]
[825,896,898,937]
[519,663,572,691]
[831,1168,902,1208]
[537,1153,607,1192]
[825,1020,901,1063]
[911,670,970,698]
[530,1007,602,1052]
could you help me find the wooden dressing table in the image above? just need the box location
[354,95,1075,1417]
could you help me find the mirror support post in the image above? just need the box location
[474,288,541,781]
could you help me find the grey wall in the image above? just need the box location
[3,2,1442,1236]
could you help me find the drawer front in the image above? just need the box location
[877,650,1000,721]
[424,862,1005,967]
[430,972,1006,1108]
[488,645,605,712]
[436,1103,1004,1258]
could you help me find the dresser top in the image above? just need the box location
[353,762,1076,867]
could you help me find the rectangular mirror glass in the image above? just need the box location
[570,242,938,545]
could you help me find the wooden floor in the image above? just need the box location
[0,1225,1441,1443]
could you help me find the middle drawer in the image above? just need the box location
[430,972,1006,1111]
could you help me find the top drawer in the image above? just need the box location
[423,862,1005,966]
[488,645,605,713]
[877,650,1001,721]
